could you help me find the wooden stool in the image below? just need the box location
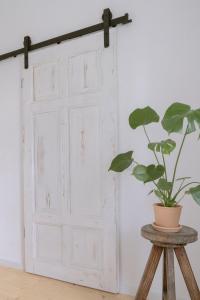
[135,224,200,300]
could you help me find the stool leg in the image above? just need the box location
[175,247,200,300]
[162,248,176,300]
[163,249,167,299]
[135,245,163,300]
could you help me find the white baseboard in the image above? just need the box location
[0,259,23,270]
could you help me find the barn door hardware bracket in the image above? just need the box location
[102,8,112,48]
[0,8,132,69]
[24,36,31,69]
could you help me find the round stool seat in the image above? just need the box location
[141,224,198,246]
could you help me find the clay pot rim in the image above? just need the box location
[154,203,182,208]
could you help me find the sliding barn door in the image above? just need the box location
[22,32,119,292]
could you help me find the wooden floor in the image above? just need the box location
[0,267,134,300]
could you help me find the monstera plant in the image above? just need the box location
[109,103,200,231]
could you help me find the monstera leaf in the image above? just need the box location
[146,165,165,182]
[129,106,159,129]
[132,165,149,182]
[148,139,176,155]
[132,164,165,183]
[109,151,133,172]
[186,185,200,205]
[162,102,200,134]
[157,178,172,191]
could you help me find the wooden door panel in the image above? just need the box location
[69,50,101,95]
[34,62,60,101]
[69,106,101,216]
[34,111,61,214]
[68,226,103,269]
[23,31,118,292]
[35,224,62,263]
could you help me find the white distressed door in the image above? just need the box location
[22,31,118,292]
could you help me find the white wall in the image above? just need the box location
[0,0,200,299]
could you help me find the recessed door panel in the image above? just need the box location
[69,106,101,216]
[35,224,62,263]
[34,112,60,214]
[34,63,59,101]
[70,227,103,270]
[69,51,101,95]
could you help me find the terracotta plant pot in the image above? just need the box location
[153,203,182,229]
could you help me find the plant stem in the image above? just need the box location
[153,181,166,205]
[161,151,170,200]
[143,126,160,164]
[178,178,186,192]
[161,151,168,181]
[169,126,188,198]
[173,181,200,200]
[177,194,186,204]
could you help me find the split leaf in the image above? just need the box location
[132,164,165,183]
[148,139,176,155]
[162,102,200,134]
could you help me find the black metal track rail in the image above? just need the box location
[0,9,132,69]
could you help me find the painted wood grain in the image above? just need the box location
[22,31,119,292]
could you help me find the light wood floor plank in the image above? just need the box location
[0,267,133,300]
